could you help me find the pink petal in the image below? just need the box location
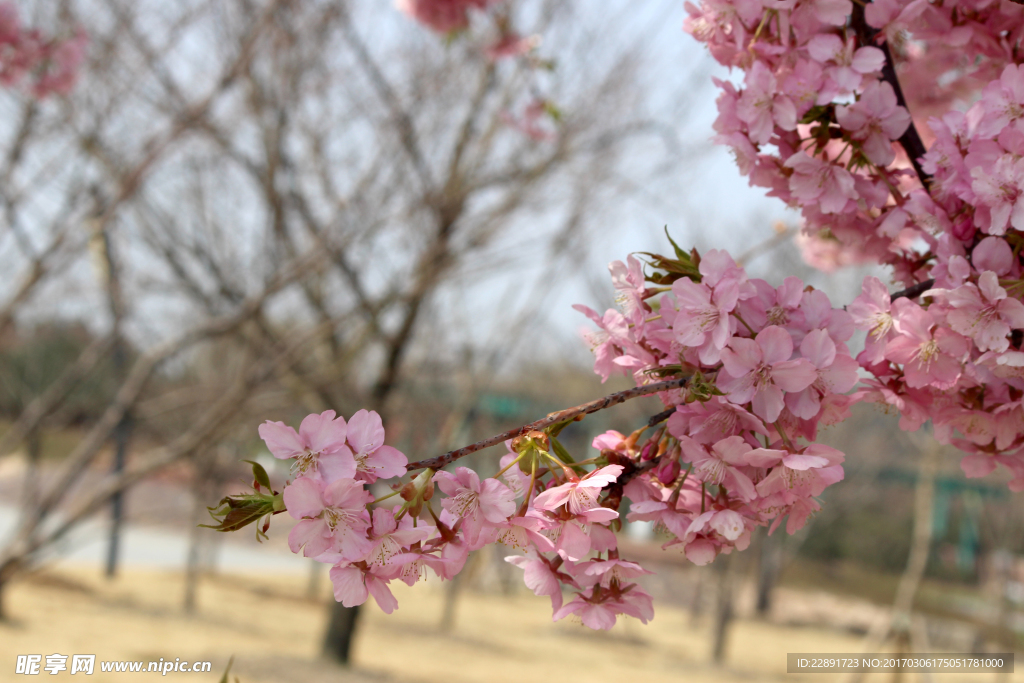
[684,539,717,565]
[757,326,795,364]
[299,410,347,454]
[371,507,397,536]
[366,574,399,614]
[800,329,836,368]
[258,421,305,460]
[347,409,385,454]
[580,507,619,524]
[745,448,786,467]
[288,519,323,554]
[533,482,573,511]
[283,477,325,518]
[752,383,786,422]
[330,565,369,607]
[961,453,996,478]
[318,447,357,483]
[771,359,817,392]
[478,478,516,522]
[323,477,371,510]
[363,445,408,480]
[782,453,830,470]
[721,337,761,376]
[557,521,591,561]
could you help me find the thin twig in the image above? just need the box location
[406,377,691,471]
[647,407,677,428]
[890,279,935,301]
[851,4,932,189]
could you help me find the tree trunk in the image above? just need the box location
[19,429,41,524]
[755,530,781,617]
[182,477,208,614]
[322,603,361,664]
[711,553,734,664]
[440,563,467,632]
[0,558,21,621]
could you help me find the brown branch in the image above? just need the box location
[891,279,935,301]
[406,376,691,471]
[851,4,932,189]
[647,406,677,428]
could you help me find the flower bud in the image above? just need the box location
[656,459,680,486]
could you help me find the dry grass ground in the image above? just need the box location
[1,563,1019,683]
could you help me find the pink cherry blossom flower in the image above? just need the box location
[785,329,860,419]
[494,515,554,552]
[746,444,845,497]
[283,477,373,560]
[533,465,624,515]
[679,435,758,501]
[329,564,398,613]
[736,62,797,144]
[258,410,356,483]
[505,550,565,610]
[434,467,516,545]
[806,35,884,99]
[848,276,894,365]
[609,256,647,321]
[784,152,857,214]
[346,409,408,483]
[970,154,1024,235]
[973,237,1014,276]
[573,304,632,383]
[364,507,432,568]
[386,549,449,586]
[884,299,970,389]
[686,508,749,542]
[976,64,1024,138]
[671,277,739,363]
[836,81,912,166]
[718,326,817,422]
[579,558,654,587]
[938,272,1024,353]
[553,590,620,630]
[667,396,769,445]
[553,585,654,629]
[527,505,617,561]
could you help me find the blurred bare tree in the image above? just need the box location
[0,0,706,660]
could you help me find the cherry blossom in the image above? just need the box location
[283,477,372,560]
[718,326,817,422]
[259,410,356,483]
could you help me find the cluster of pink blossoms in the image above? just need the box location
[684,0,1024,488]
[0,3,86,97]
[578,251,852,561]
[259,410,653,627]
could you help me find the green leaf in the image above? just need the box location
[545,418,575,438]
[243,460,272,491]
[550,437,586,474]
[663,226,689,262]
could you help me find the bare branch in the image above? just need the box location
[407,377,691,471]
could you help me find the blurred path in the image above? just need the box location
[0,503,309,573]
